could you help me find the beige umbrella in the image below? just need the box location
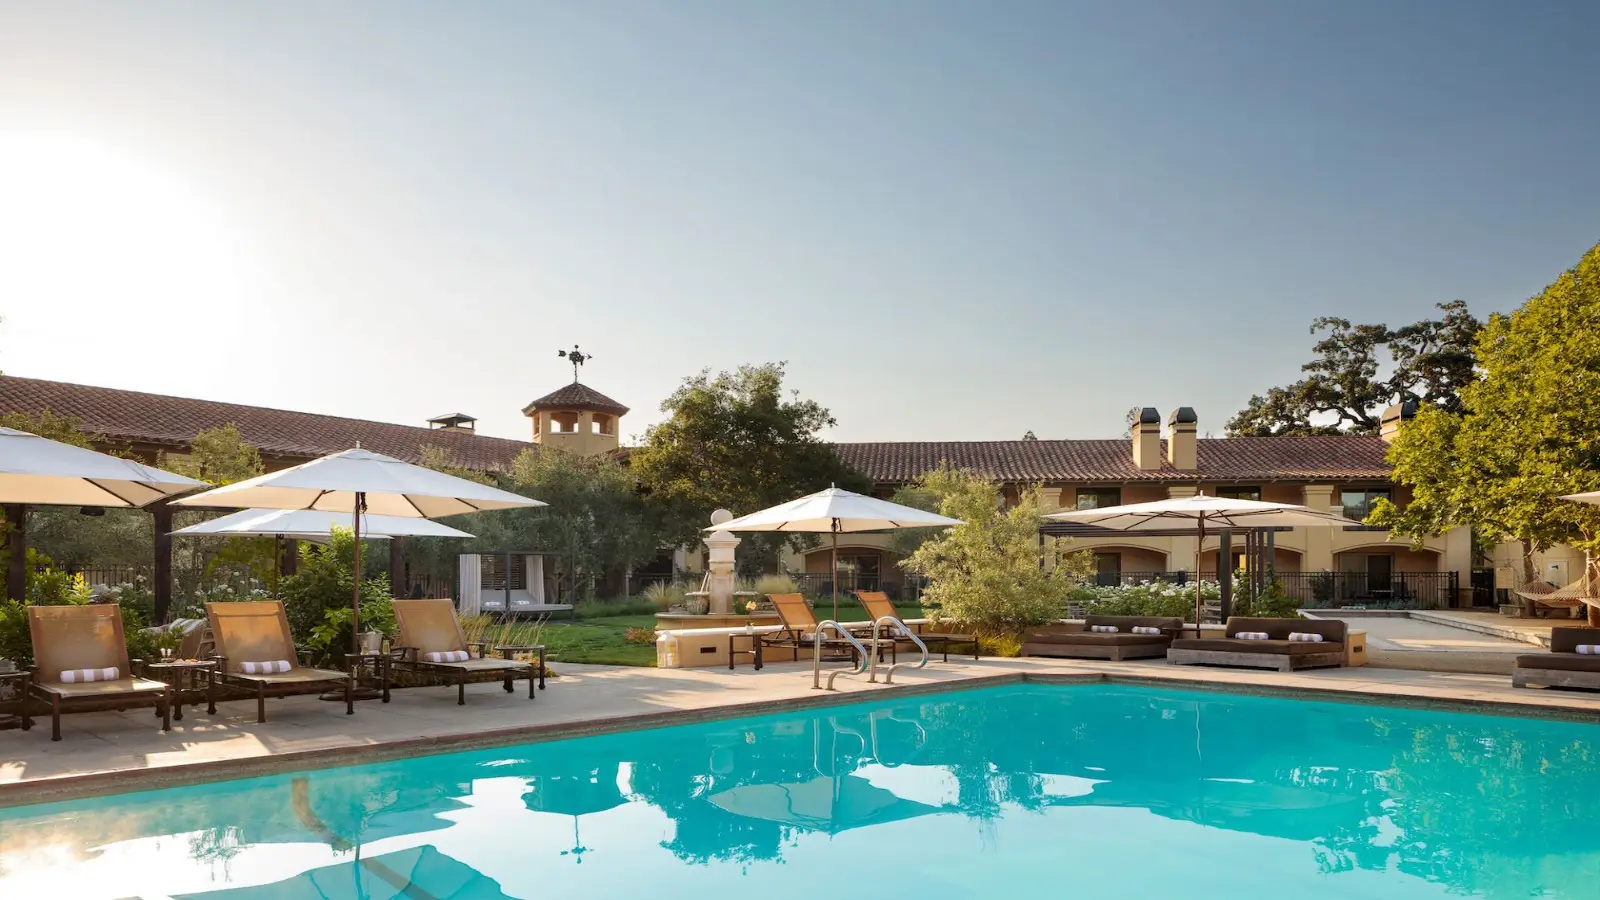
[173,448,542,659]
[707,486,963,619]
[1048,494,1353,634]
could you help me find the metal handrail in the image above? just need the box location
[812,620,870,691]
[868,615,928,684]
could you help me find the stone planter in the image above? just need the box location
[1499,604,1523,618]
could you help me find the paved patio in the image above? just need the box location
[4,657,1600,807]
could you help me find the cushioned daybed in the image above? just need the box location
[1513,626,1600,690]
[1168,617,1346,672]
[1022,616,1184,661]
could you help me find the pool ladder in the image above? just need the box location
[810,616,929,691]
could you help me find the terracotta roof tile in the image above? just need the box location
[521,382,629,416]
[834,437,1392,483]
[0,376,530,471]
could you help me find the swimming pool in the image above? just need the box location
[2,683,1597,898]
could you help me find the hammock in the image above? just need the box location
[1515,570,1600,611]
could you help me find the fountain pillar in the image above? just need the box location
[705,509,741,615]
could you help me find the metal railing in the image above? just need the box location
[869,615,928,684]
[1278,571,1459,609]
[789,573,927,603]
[1085,570,1191,587]
[812,621,871,691]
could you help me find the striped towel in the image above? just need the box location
[1130,626,1163,636]
[424,650,471,663]
[1234,632,1271,641]
[60,666,119,683]
[1287,632,1325,643]
[1088,625,1120,633]
[241,659,292,675]
[1577,645,1600,655]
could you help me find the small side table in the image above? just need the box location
[728,632,764,671]
[139,658,217,721]
[348,651,394,703]
[495,645,547,690]
[0,669,31,731]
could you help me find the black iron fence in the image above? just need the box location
[1277,571,1459,609]
[1089,571,1192,587]
[789,572,927,604]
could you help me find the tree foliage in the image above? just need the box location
[1228,301,1482,436]
[1372,242,1600,587]
[280,527,394,663]
[163,425,274,596]
[630,362,870,567]
[900,467,1091,630]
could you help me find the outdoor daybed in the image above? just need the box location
[1512,626,1600,690]
[1168,617,1346,672]
[1021,615,1184,661]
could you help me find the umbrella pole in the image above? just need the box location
[274,534,282,598]
[831,522,840,621]
[1194,518,1206,638]
[351,494,363,660]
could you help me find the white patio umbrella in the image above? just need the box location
[1561,491,1600,504]
[173,508,476,541]
[173,448,543,657]
[1047,494,1354,635]
[707,486,963,619]
[0,427,206,607]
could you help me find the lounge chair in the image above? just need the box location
[27,603,172,741]
[391,599,535,704]
[1168,617,1346,672]
[762,593,874,663]
[1022,615,1183,661]
[207,601,353,722]
[854,590,979,661]
[1513,627,1600,690]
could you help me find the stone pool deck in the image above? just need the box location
[4,657,1600,806]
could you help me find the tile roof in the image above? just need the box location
[0,376,531,471]
[834,437,1393,483]
[521,382,630,416]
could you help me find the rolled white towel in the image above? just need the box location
[1088,625,1120,633]
[241,659,292,675]
[424,649,471,663]
[59,666,119,683]
[1234,632,1271,641]
[1287,632,1325,643]
[1576,645,1600,655]
[1130,626,1163,636]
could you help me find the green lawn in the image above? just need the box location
[477,601,929,668]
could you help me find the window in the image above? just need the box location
[1217,486,1261,501]
[1340,488,1392,521]
[1093,552,1121,587]
[1077,487,1122,510]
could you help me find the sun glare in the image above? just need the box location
[0,131,265,367]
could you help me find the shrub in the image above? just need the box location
[279,528,393,664]
[975,630,1022,658]
[0,601,29,667]
[623,626,657,645]
[641,581,687,611]
[1232,573,1301,618]
[1072,580,1221,623]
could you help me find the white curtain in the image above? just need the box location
[524,554,545,603]
[458,554,481,616]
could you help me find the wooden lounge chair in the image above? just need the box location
[207,601,353,722]
[392,599,535,704]
[1168,616,1346,672]
[854,590,979,662]
[762,593,871,663]
[1513,627,1600,690]
[27,603,172,741]
[1022,615,1183,661]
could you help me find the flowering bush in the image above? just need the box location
[1069,580,1223,623]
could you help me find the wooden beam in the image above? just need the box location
[152,502,173,624]
[4,504,24,603]
[1217,529,1232,619]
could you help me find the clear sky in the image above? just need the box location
[1,1,1596,443]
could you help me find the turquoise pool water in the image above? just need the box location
[2,684,1598,898]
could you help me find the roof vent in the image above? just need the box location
[427,413,477,433]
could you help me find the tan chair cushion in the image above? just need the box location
[415,656,530,673]
[35,676,169,698]
[230,667,350,685]
[1173,638,1344,656]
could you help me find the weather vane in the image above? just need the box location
[557,344,590,382]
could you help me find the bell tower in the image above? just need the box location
[521,345,629,456]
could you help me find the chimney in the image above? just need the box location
[1131,407,1162,470]
[1379,400,1417,442]
[1167,407,1197,470]
[427,413,477,434]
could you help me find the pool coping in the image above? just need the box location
[5,665,1600,810]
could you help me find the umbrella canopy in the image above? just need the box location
[0,426,205,507]
[173,508,475,540]
[171,448,543,657]
[175,845,515,900]
[170,448,542,518]
[1047,494,1352,632]
[1561,491,1600,505]
[710,486,962,533]
[709,774,943,836]
[707,487,962,619]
